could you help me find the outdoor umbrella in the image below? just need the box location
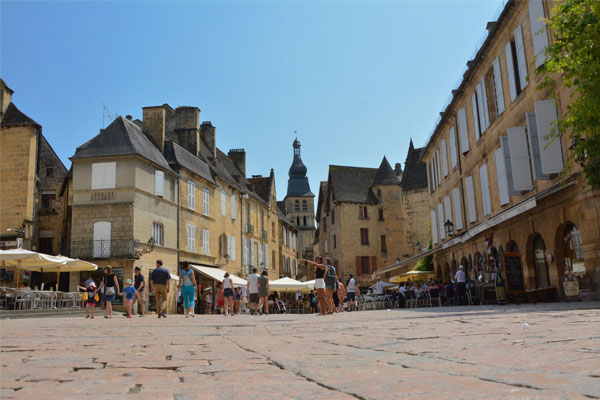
[0,249,66,287]
[42,256,98,289]
[269,277,311,292]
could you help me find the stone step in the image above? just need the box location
[0,308,88,320]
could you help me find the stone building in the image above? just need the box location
[283,138,315,261]
[0,80,68,287]
[314,148,429,287]
[413,0,599,300]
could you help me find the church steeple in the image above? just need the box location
[287,137,313,197]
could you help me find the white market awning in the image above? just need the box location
[189,265,247,287]
[269,277,311,291]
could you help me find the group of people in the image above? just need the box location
[396,265,471,307]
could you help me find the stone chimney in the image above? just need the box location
[200,121,216,160]
[228,149,246,178]
[394,163,403,176]
[0,79,14,119]
[171,106,200,156]
[142,106,166,152]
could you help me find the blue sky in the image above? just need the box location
[1,0,503,200]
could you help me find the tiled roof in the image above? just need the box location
[1,103,41,128]
[164,140,215,184]
[401,141,428,191]
[248,175,272,204]
[328,165,378,204]
[372,156,401,186]
[71,116,174,173]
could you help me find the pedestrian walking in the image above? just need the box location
[247,267,260,315]
[120,279,141,319]
[301,257,328,315]
[258,271,270,315]
[133,266,145,317]
[150,260,171,318]
[346,274,357,311]
[78,281,98,319]
[324,258,337,314]
[234,287,241,314]
[206,292,213,314]
[96,266,119,319]
[240,284,248,313]
[223,273,234,316]
[455,265,467,305]
[309,290,317,313]
[179,264,198,318]
[336,279,346,312]
[216,283,225,314]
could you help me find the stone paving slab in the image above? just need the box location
[1,302,599,399]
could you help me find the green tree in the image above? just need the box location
[538,0,600,187]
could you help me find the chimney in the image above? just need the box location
[0,79,14,119]
[142,106,166,153]
[200,121,216,160]
[228,149,246,178]
[394,163,403,176]
[126,115,133,121]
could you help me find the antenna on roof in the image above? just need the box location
[101,101,118,128]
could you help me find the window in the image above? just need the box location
[250,239,256,266]
[187,225,195,251]
[202,188,210,216]
[188,180,196,209]
[492,57,505,117]
[534,100,564,174]
[38,230,54,254]
[283,228,287,246]
[230,194,236,219]
[302,200,307,211]
[440,140,448,177]
[295,200,300,211]
[377,189,382,199]
[272,250,276,271]
[202,229,210,255]
[435,150,441,185]
[358,206,368,219]
[154,170,164,197]
[529,0,549,68]
[380,235,387,253]
[360,228,369,245]
[331,211,335,225]
[324,239,328,254]
[221,190,227,215]
[437,203,445,240]
[457,107,470,154]
[45,167,53,178]
[505,25,528,102]
[230,236,236,261]
[465,176,477,223]
[360,256,371,275]
[292,234,296,250]
[93,221,111,258]
[297,216,300,226]
[260,211,265,231]
[431,209,438,245]
[170,179,176,202]
[378,209,384,221]
[243,238,249,271]
[333,234,337,249]
[152,222,164,246]
[245,202,250,225]
[479,164,492,216]
[258,242,263,268]
[303,216,307,226]
[452,187,463,231]
[91,162,116,189]
[265,244,269,269]
[323,219,327,233]
[41,191,56,209]
[448,127,458,169]
[472,77,490,139]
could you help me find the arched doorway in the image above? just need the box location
[533,234,550,288]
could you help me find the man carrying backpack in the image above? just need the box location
[324,257,337,314]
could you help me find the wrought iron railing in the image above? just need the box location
[245,224,254,234]
[70,239,136,260]
[260,229,268,239]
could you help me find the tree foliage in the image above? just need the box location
[538,0,600,187]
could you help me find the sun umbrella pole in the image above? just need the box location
[16,260,21,288]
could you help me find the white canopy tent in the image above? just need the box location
[269,277,311,292]
[189,265,247,287]
[304,280,315,290]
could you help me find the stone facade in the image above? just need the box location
[420,0,600,300]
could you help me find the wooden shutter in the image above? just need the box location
[480,79,490,130]
[154,170,164,197]
[230,194,236,219]
[452,187,463,230]
[356,256,361,275]
[492,57,505,115]
[494,147,510,206]
[435,150,441,185]
[91,163,104,190]
[471,93,481,139]
[508,127,534,190]
[504,42,518,102]
[203,229,209,255]
[529,0,549,68]
[187,224,195,251]
[231,236,236,261]
[479,164,492,216]
[449,127,457,168]
[525,112,550,181]
[430,160,436,191]
[501,136,520,196]
[441,139,448,177]
[534,100,564,174]
[514,25,528,90]
[426,160,432,194]
[265,244,269,269]
[443,196,452,225]
[437,203,445,240]
[458,107,470,153]
[371,256,377,273]
[465,176,477,223]
[188,180,195,209]
[431,209,438,244]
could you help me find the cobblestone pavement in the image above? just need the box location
[1,302,599,400]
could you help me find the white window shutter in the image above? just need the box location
[187,224,195,251]
[221,190,227,215]
[188,181,195,209]
[431,209,438,244]
[480,79,490,130]
[426,161,432,194]
[449,127,457,168]
[472,93,481,139]
[458,108,470,153]
[243,237,248,267]
[230,194,236,219]
[265,243,269,269]
[435,150,441,185]
[258,242,263,267]
[429,160,436,191]
[441,139,448,177]
[203,188,210,216]
[465,176,477,223]
[231,236,236,261]
[251,239,255,266]
[514,25,528,90]
[443,196,452,225]
[492,57,505,115]
[501,136,520,196]
[525,112,550,181]
[204,230,210,255]
[505,42,518,102]
[91,163,103,190]
[479,164,492,216]
[437,203,445,240]
[154,170,164,197]
[104,162,116,189]
[508,127,535,190]
[534,100,564,174]
[452,187,463,230]
[529,0,549,68]
[494,147,510,206]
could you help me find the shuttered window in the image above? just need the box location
[187,224,195,251]
[479,164,492,216]
[508,127,534,190]
[431,209,438,244]
[202,188,210,216]
[501,136,520,197]
[258,242,263,268]
[202,229,209,255]
[478,78,490,131]
[465,176,477,223]
[187,180,196,209]
[492,57,505,116]
[526,111,550,181]
[435,150,442,185]
[458,107,470,153]
[534,100,564,174]
[514,25,528,91]
[437,203,445,241]
[471,94,481,140]
[154,170,164,197]
[426,162,432,194]
[221,190,227,215]
[449,127,457,168]
[243,238,249,272]
[505,41,518,102]
[441,139,448,177]
[494,147,510,206]
[529,0,549,68]
[231,236,236,261]
[230,194,236,219]
[443,196,452,225]
[250,239,256,266]
[265,244,269,269]
[91,162,116,190]
[152,222,164,246]
[452,187,463,230]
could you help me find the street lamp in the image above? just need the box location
[444,220,454,238]
[569,137,588,167]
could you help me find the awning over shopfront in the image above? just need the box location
[391,271,437,283]
[189,265,247,287]
[373,246,441,278]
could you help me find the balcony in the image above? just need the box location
[70,239,137,260]
[245,224,254,234]
[260,229,268,239]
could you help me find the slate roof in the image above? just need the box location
[1,103,41,128]
[328,165,378,204]
[248,175,272,204]
[401,141,428,191]
[164,140,215,184]
[71,116,174,172]
[372,156,401,186]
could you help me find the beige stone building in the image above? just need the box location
[0,80,68,288]
[314,148,429,288]
[410,0,599,300]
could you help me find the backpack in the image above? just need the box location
[324,265,337,286]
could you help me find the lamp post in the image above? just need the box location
[444,220,454,238]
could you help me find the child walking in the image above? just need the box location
[78,281,98,319]
[121,279,141,319]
